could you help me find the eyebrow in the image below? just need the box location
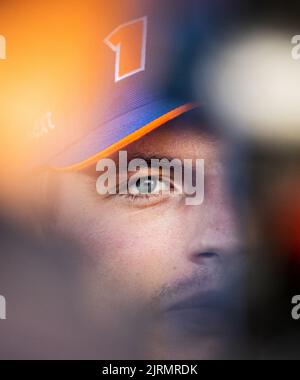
[125,153,181,165]
[119,153,192,174]
[81,153,178,177]
[123,153,201,186]
[82,151,200,182]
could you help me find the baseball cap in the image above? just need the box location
[1,1,229,172]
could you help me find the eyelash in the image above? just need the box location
[120,193,162,201]
[116,176,176,205]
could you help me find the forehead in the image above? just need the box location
[124,117,223,161]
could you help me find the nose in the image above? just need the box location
[190,215,240,261]
[185,190,242,263]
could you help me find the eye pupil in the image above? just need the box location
[136,177,156,194]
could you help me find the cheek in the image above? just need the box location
[55,176,189,294]
[83,205,187,294]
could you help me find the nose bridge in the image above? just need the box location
[185,176,241,257]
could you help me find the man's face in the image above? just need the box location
[50,117,243,359]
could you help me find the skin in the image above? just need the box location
[46,116,243,359]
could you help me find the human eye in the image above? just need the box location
[129,176,169,196]
[117,174,181,207]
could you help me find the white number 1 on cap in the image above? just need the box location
[0,35,6,60]
[104,16,147,82]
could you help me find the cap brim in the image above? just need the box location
[50,99,197,171]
